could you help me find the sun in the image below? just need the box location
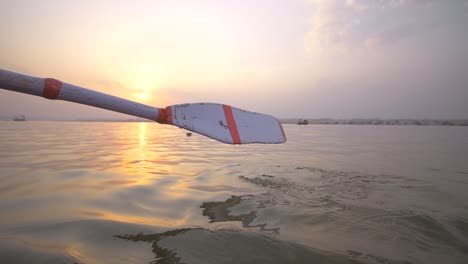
[134,79,154,101]
[136,91,150,101]
[126,63,167,102]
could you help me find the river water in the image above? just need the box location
[0,122,467,263]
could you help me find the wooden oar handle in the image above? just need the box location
[0,69,161,121]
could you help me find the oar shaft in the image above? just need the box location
[0,69,161,121]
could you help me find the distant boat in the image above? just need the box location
[13,115,26,121]
[297,119,308,125]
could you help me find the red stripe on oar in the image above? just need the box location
[166,106,173,124]
[43,78,63,99]
[223,105,241,144]
[157,106,173,124]
[157,108,166,123]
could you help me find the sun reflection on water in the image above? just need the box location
[120,122,154,175]
[0,122,243,228]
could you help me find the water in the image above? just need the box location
[0,122,467,264]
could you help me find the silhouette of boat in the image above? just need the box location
[13,115,26,121]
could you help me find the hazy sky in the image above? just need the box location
[1,0,467,120]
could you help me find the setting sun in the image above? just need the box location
[120,63,167,102]
[136,91,151,101]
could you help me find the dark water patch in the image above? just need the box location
[238,175,285,189]
[398,184,429,190]
[200,195,279,232]
[115,228,197,264]
[345,250,410,264]
[115,228,365,264]
[453,217,468,239]
[189,185,251,193]
[403,214,459,248]
[295,166,412,184]
[451,217,468,251]
[408,214,463,250]
[0,239,80,264]
[296,166,348,177]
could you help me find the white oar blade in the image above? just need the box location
[161,103,286,144]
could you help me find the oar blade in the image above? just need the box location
[163,103,286,144]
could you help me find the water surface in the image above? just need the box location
[0,122,467,263]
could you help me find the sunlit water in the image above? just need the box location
[0,122,467,264]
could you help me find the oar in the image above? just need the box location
[0,69,286,144]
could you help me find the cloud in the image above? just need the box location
[346,0,369,11]
[364,24,416,48]
[305,0,361,57]
[383,0,433,8]
[304,0,441,56]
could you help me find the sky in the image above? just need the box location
[1,0,467,120]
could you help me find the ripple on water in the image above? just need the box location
[2,219,364,264]
[234,166,468,263]
[114,228,363,264]
[2,123,468,264]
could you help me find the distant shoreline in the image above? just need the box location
[280,119,468,126]
[1,118,468,126]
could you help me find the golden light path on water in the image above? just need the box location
[0,122,238,228]
[86,122,208,227]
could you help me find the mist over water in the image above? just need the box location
[0,122,467,263]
